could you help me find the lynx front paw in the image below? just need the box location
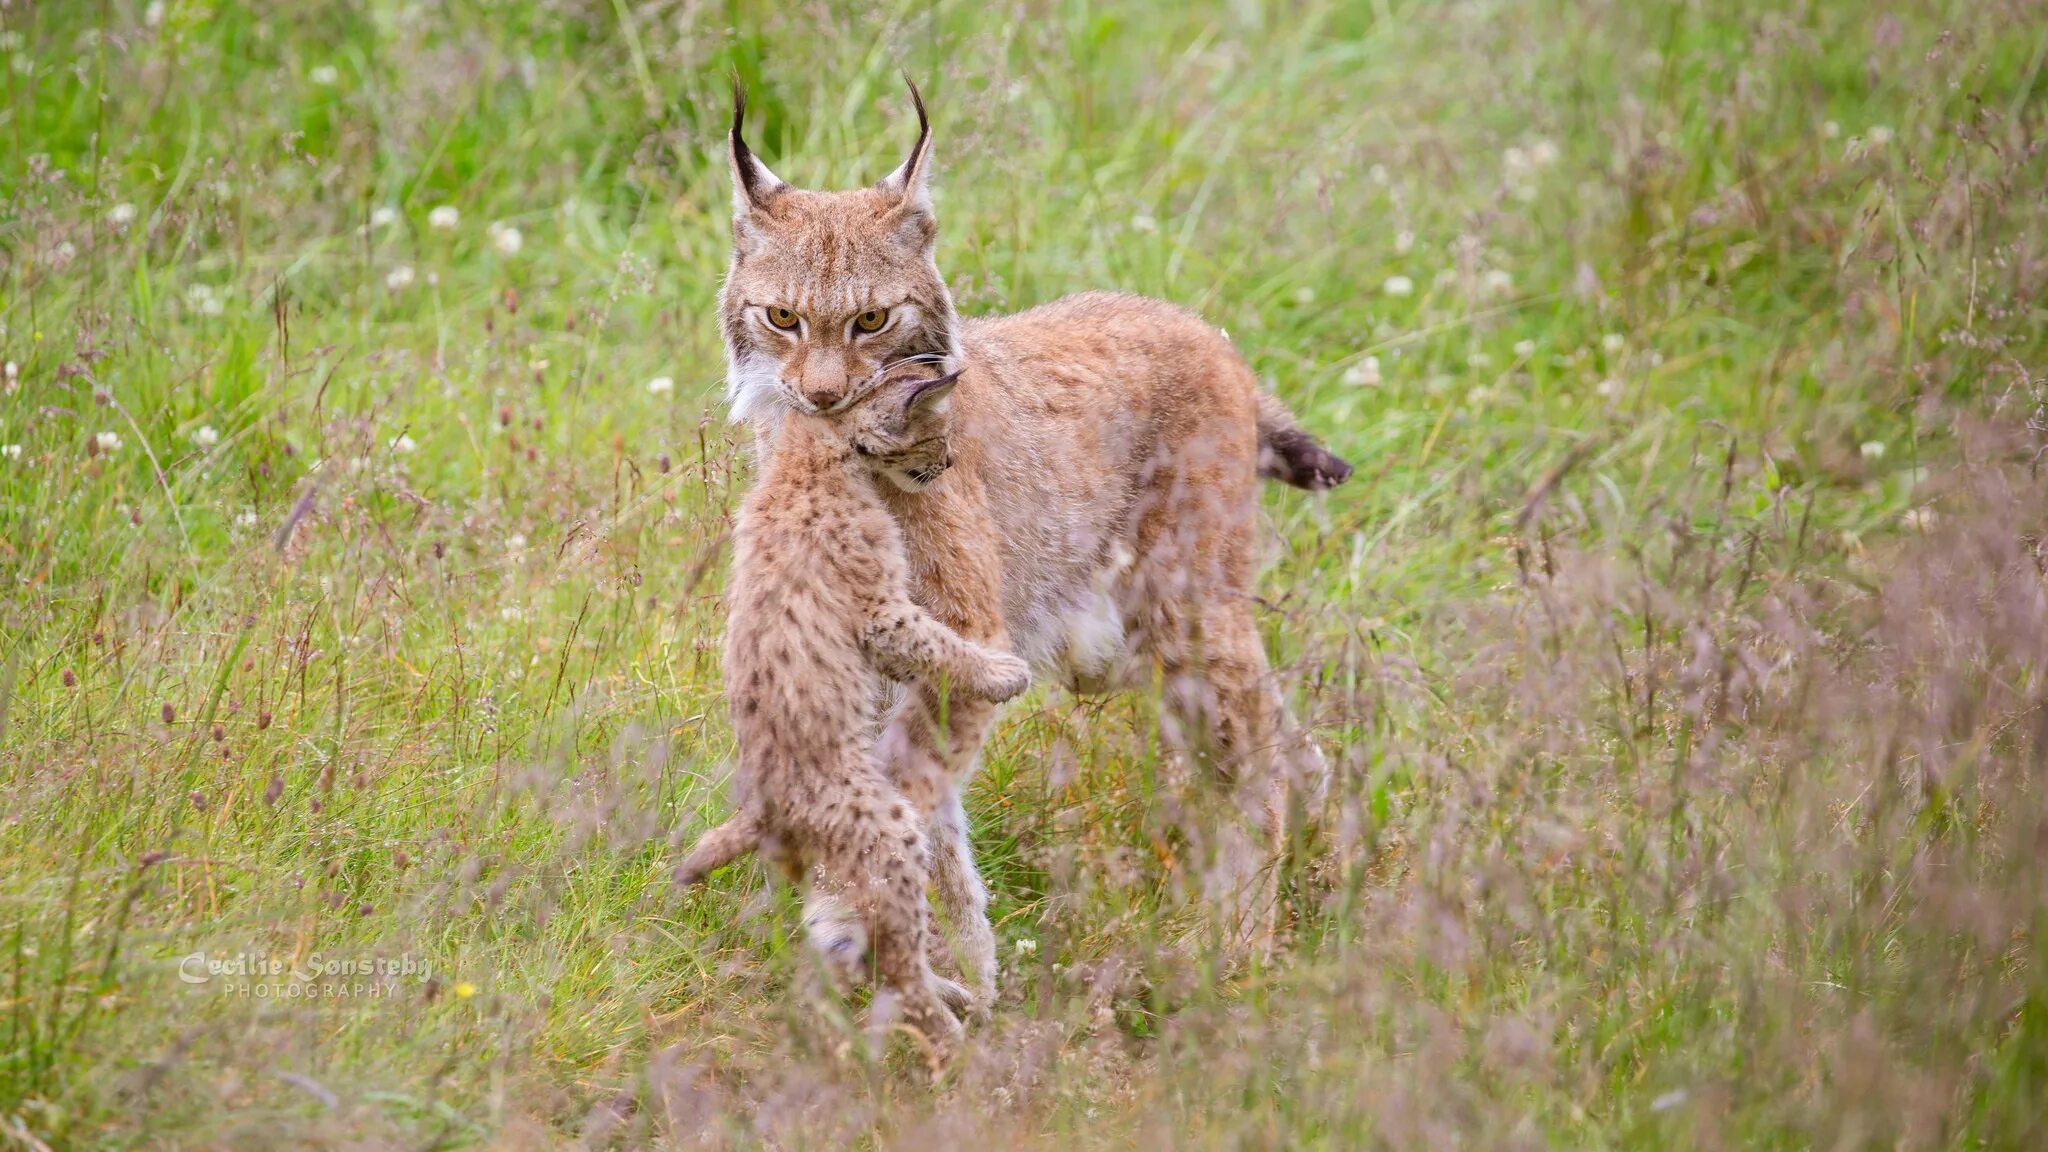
[974,652,1033,702]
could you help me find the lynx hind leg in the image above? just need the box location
[802,773,963,1053]
[1125,438,1292,959]
[800,873,869,988]
[1162,601,1290,958]
[672,813,761,888]
[862,600,1031,703]
[808,869,967,1016]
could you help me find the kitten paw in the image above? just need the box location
[803,897,870,987]
[975,653,1033,702]
[930,973,975,1016]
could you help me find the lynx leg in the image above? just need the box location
[800,872,869,989]
[861,601,1031,702]
[802,775,963,1054]
[802,869,972,1012]
[927,791,998,1012]
[672,813,760,888]
[1143,596,1290,957]
[875,686,1003,1000]
[1122,427,1294,959]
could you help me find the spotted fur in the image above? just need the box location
[679,369,1028,1054]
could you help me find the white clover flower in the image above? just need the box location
[1394,229,1415,255]
[646,376,675,395]
[4,361,17,382]
[1382,275,1414,298]
[1529,139,1560,167]
[1503,145,1530,176]
[235,509,259,529]
[1367,163,1389,185]
[1014,938,1037,956]
[487,222,523,255]
[1596,379,1623,398]
[1129,213,1158,234]
[369,206,398,229]
[1,444,21,460]
[499,605,526,622]
[192,425,219,448]
[1822,120,1841,139]
[1468,352,1492,369]
[1514,339,1537,358]
[144,1,166,27]
[505,534,527,551]
[385,265,415,290]
[1482,269,1513,296]
[1601,333,1626,354]
[391,434,417,454]
[309,64,339,86]
[51,241,77,267]
[1868,125,1893,145]
[1341,356,1382,387]
[1860,440,1886,460]
[107,202,138,228]
[95,431,123,453]
[428,205,459,230]
[185,283,224,316]
[1293,286,1316,304]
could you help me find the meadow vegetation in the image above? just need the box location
[3,0,2047,1146]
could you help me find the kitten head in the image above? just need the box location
[720,78,961,423]
[840,367,960,493]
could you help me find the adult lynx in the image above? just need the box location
[720,81,1351,1003]
[694,367,1032,1051]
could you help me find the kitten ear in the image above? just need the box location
[728,78,784,219]
[904,369,961,414]
[877,74,934,222]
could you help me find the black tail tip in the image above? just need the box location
[1259,429,1353,491]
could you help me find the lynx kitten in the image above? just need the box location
[677,367,1028,1051]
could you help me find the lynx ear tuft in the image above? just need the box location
[878,73,934,219]
[728,78,785,217]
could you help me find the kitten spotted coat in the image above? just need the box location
[677,368,1027,1052]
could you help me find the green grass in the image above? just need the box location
[4,0,2048,1146]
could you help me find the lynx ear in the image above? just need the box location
[877,74,934,219]
[728,79,784,218]
[904,368,961,414]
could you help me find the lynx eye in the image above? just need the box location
[853,308,888,333]
[765,307,800,330]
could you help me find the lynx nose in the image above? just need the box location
[801,385,845,412]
